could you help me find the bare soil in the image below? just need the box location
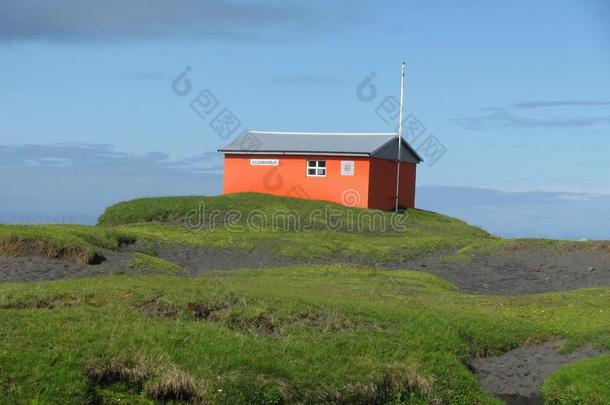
[0,248,136,283]
[403,247,610,295]
[469,341,608,404]
[153,244,299,274]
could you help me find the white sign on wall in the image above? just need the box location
[341,161,355,176]
[250,159,279,166]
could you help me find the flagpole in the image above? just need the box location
[395,60,406,212]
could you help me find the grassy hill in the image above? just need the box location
[103,194,502,264]
[3,193,499,265]
[97,193,486,236]
[0,193,608,404]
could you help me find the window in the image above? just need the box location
[307,160,326,177]
[341,161,355,176]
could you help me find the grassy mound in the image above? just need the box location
[97,193,498,263]
[98,193,489,235]
[0,194,506,267]
[0,225,135,264]
[127,253,183,275]
[0,266,608,403]
[541,355,610,404]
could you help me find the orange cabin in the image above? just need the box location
[219,131,423,210]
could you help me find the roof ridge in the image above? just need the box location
[248,131,397,136]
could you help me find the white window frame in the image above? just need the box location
[340,160,355,176]
[306,160,326,177]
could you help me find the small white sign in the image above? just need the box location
[341,160,355,176]
[250,159,279,166]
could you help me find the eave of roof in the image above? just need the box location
[218,130,423,163]
[248,131,397,136]
[219,150,370,156]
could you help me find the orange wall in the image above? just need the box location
[223,154,371,208]
[368,158,417,210]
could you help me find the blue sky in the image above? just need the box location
[1,0,609,238]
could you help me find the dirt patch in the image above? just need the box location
[138,297,282,336]
[186,300,230,321]
[0,248,135,283]
[160,298,282,336]
[153,244,301,274]
[140,298,372,336]
[403,247,610,295]
[1,292,82,310]
[469,341,608,404]
[139,297,181,319]
[0,255,102,282]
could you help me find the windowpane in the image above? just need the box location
[306,160,326,176]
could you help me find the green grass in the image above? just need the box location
[119,223,463,263]
[3,194,600,266]
[541,355,610,404]
[96,193,500,264]
[97,193,491,237]
[0,224,135,264]
[128,253,184,275]
[1,193,609,403]
[0,266,608,404]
